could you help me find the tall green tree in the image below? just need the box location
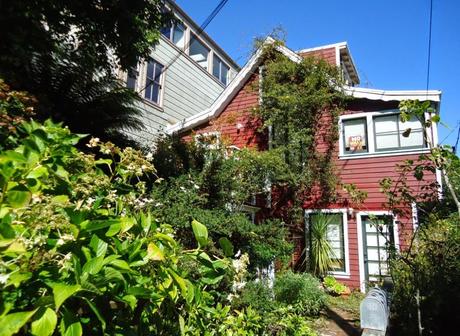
[0,0,172,145]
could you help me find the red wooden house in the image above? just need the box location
[166,38,442,291]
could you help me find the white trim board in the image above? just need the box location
[356,210,399,292]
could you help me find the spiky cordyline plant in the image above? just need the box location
[310,213,336,277]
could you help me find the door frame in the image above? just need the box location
[356,211,400,292]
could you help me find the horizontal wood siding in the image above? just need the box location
[298,47,337,65]
[182,74,266,150]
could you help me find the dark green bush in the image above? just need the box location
[233,280,274,313]
[390,217,460,335]
[274,271,326,316]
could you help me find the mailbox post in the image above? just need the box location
[360,288,389,335]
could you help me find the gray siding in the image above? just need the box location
[127,39,233,146]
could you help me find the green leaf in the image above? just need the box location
[51,195,69,204]
[82,298,106,331]
[31,308,57,336]
[63,322,82,336]
[6,186,31,208]
[0,309,37,336]
[108,259,131,270]
[82,255,104,275]
[48,283,81,310]
[218,237,234,257]
[168,269,188,298]
[122,295,137,311]
[89,235,108,257]
[431,114,440,123]
[147,242,164,261]
[191,220,208,247]
[27,166,48,179]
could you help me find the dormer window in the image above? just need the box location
[213,55,230,85]
[161,22,186,49]
[189,34,210,70]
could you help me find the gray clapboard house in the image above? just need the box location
[121,1,239,145]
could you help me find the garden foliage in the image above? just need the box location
[0,87,265,335]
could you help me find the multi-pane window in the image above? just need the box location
[189,34,210,70]
[343,118,368,154]
[374,114,424,151]
[161,22,185,49]
[361,215,394,282]
[309,213,346,273]
[144,60,164,105]
[212,55,229,85]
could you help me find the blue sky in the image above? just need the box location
[176,0,460,147]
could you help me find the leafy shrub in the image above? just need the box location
[390,218,460,335]
[323,276,349,296]
[233,280,274,313]
[0,114,254,335]
[274,271,326,316]
[265,306,317,336]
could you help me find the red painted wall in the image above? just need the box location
[298,47,337,65]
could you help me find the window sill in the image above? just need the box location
[339,148,430,160]
[141,98,164,112]
[329,272,350,279]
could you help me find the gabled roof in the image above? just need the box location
[166,39,442,134]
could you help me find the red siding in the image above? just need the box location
[182,74,266,150]
[298,47,337,66]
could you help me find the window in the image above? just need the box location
[189,34,210,70]
[309,213,346,273]
[213,55,230,85]
[161,22,185,49]
[126,68,138,90]
[343,118,368,154]
[361,215,395,282]
[374,114,424,151]
[144,60,164,104]
[340,111,428,157]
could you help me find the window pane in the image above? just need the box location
[213,56,221,79]
[160,25,171,39]
[126,68,137,90]
[374,115,398,133]
[221,63,229,85]
[376,134,399,149]
[190,34,209,69]
[343,118,367,153]
[172,23,185,48]
[400,129,424,147]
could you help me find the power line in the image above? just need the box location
[426,0,433,92]
[139,0,230,94]
[454,123,460,154]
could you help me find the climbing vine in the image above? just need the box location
[255,42,349,224]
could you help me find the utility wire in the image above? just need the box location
[139,0,230,94]
[426,0,433,93]
[454,123,460,154]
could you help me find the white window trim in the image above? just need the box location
[305,209,350,279]
[339,109,437,159]
[356,210,399,292]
